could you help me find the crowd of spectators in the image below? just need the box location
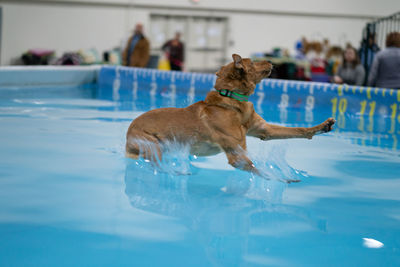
[256,32,400,89]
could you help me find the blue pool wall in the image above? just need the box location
[1,65,398,121]
[98,66,400,118]
[0,66,99,88]
[1,64,398,116]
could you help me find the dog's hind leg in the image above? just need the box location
[126,130,163,162]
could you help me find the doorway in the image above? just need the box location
[150,14,228,73]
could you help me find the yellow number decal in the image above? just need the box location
[367,116,374,132]
[360,100,367,115]
[338,85,343,96]
[332,97,347,115]
[338,98,347,114]
[338,114,346,129]
[358,117,365,132]
[331,97,337,115]
[390,103,397,119]
[389,119,395,134]
[368,101,376,117]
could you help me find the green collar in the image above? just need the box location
[217,89,249,102]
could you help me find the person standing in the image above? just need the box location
[368,32,400,89]
[359,33,380,76]
[333,46,365,86]
[122,23,150,67]
[162,32,185,71]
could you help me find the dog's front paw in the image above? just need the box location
[320,118,335,133]
[310,118,335,139]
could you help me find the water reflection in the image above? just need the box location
[124,155,326,266]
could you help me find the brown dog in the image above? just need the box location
[126,54,335,180]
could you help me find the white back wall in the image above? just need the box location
[228,14,368,59]
[0,3,129,65]
[0,0,399,65]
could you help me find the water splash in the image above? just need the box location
[124,140,309,204]
[127,139,307,184]
[251,143,308,184]
[158,141,193,175]
[127,139,194,176]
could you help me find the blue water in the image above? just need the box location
[0,85,400,267]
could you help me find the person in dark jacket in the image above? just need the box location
[162,32,185,71]
[368,32,400,89]
[333,46,365,86]
[122,23,150,67]
[359,33,380,75]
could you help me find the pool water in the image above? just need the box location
[0,85,400,267]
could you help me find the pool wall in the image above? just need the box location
[1,65,398,121]
[0,66,100,88]
[98,66,400,119]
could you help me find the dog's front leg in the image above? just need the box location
[248,113,335,140]
[224,148,261,176]
[224,148,300,183]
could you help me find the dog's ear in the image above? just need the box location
[232,54,244,71]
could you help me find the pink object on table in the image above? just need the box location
[28,49,54,57]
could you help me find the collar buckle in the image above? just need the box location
[218,89,232,97]
[217,89,249,102]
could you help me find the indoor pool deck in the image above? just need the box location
[0,66,399,267]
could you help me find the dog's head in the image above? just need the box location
[214,54,273,96]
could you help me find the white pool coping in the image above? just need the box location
[0,65,101,88]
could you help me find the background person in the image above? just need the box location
[162,32,185,71]
[122,23,150,67]
[359,32,380,76]
[333,46,365,86]
[368,32,400,89]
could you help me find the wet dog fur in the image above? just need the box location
[126,54,335,182]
